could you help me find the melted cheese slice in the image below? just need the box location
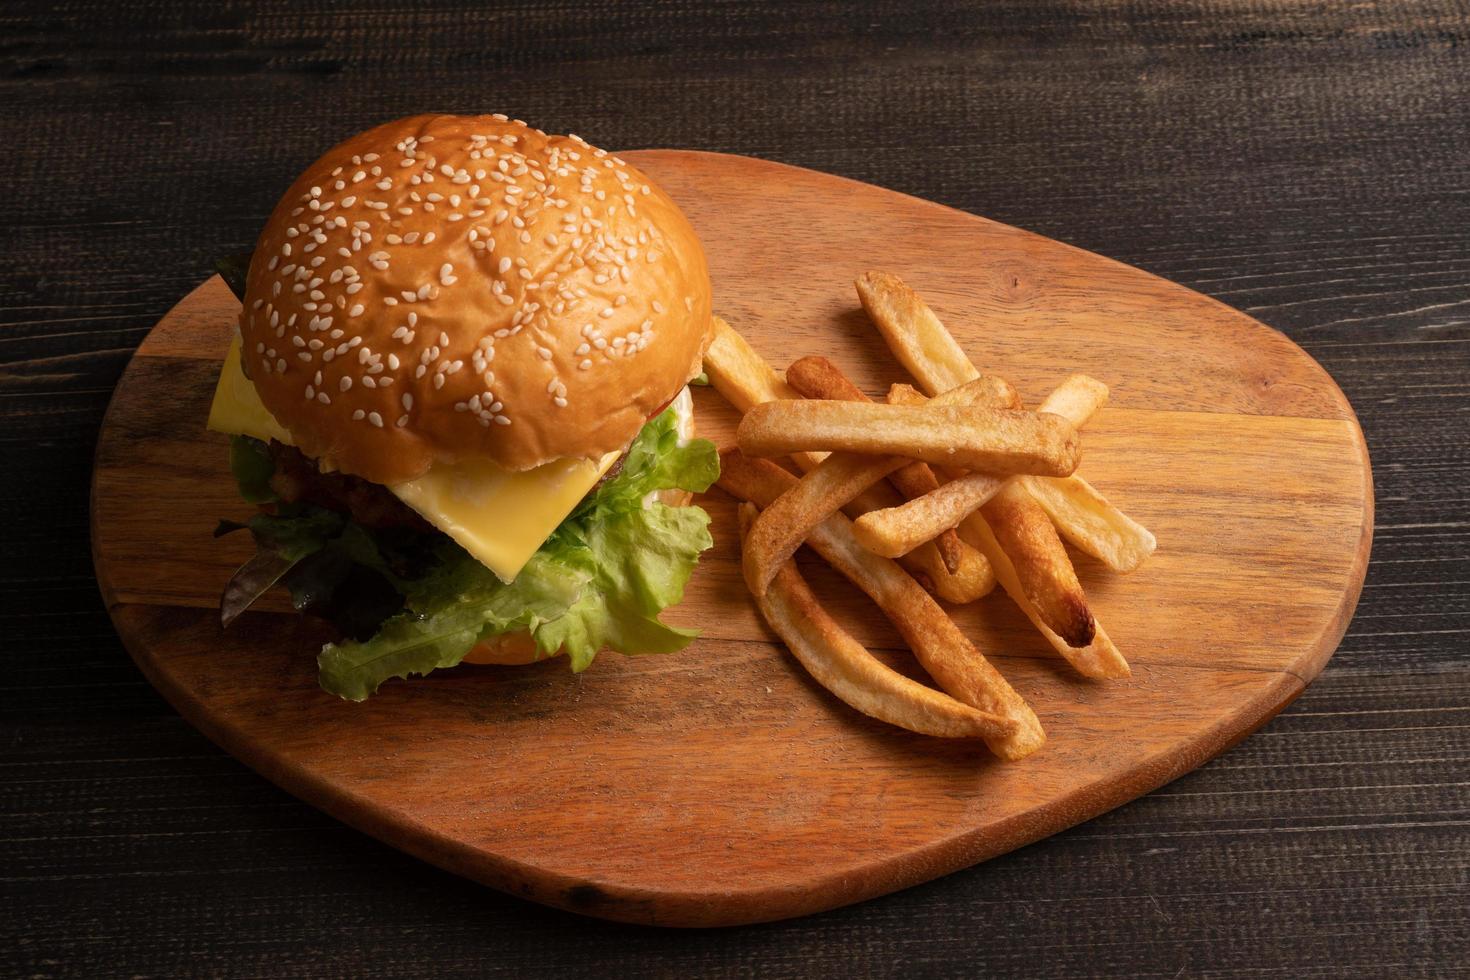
[206,334,618,582]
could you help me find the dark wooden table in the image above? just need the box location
[4,2,1466,976]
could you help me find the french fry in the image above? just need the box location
[703,316,827,473]
[852,469,1005,558]
[856,272,1155,573]
[1038,373,1109,428]
[1018,474,1156,573]
[855,271,979,394]
[785,356,1001,574]
[1026,374,1155,570]
[853,372,1112,558]
[736,504,1015,740]
[743,452,908,596]
[824,483,971,598]
[742,377,1015,597]
[960,514,1130,678]
[884,382,1113,665]
[702,317,994,603]
[738,400,1081,477]
[718,451,1045,760]
[703,315,801,412]
[979,482,1095,648]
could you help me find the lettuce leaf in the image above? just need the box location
[311,406,719,699]
[216,502,345,626]
[317,550,589,701]
[532,411,718,670]
[229,436,278,504]
[215,253,252,302]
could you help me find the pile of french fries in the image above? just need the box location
[704,271,1157,761]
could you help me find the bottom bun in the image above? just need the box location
[460,482,695,667]
[461,629,548,666]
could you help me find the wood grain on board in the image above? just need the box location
[90,151,1371,926]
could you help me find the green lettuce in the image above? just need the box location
[229,436,279,504]
[215,252,252,302]
[219,407,719,700]
[317,549,589,701]
[533,409,719,670]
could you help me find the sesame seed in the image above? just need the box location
[369,412,383,427]
[352,409,365,421]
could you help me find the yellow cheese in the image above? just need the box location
[207,333,295,445]
[206,337,618,582]
[391,451,618,581]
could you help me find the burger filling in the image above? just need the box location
[217,388,718,700]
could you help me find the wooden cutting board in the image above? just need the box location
[91,150,1372,927]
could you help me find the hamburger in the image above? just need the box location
[207,114,719,700]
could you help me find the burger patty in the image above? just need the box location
[263,388,689,531]
[268,442,432,531]
[265,441,624,532]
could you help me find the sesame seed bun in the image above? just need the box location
[240,113,712,485]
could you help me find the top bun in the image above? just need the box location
[239,114,711,485]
